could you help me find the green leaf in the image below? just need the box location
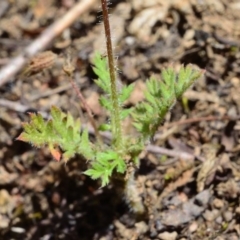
[98,124,111,131]
[78,129,95,160]
[93,52,111,93]
[99,96,111,110]
[85,150,126,187]
[132,65,203,139]
[120,108,132,120]
[17,106,93,162]
[119,84,134,103]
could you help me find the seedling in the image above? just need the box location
[17,0,203,213]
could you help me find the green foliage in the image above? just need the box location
[93,52,134,122]
[17,105,126,186]
[18,53,203,187]
[17,106,94,162]
[131,65,202,139]
[84,150,126,187]
[17,1,204,214]
[93,53,111,94]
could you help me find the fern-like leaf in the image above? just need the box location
[84,150,126,187]
[17,106,93,162]
[93,52,111,94]
[93,52,134,130]
[132,65,202,139]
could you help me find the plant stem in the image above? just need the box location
[101,0,145,215]
[124,168,145,214]
[63,59,103,146]
[68,76,103,145]
[101,0,122,149]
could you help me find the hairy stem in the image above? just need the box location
[101,0,145,214]
[124,169,145,214]
[101,0,122,149]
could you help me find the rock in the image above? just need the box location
[158,231,178,240]
[223,211,233,222]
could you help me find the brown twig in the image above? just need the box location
[62,50,103,145]
[0,98,30,112]
[66,74,103,145]
[0,0,96,87]
[29,83,73,101]
[160,115,240,130]
[0,98,49,119]
[146,145,194,161]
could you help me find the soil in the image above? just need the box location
[1,0,240,239]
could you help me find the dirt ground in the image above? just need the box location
[1,0,240,239]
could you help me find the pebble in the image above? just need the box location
[212,198,224,209]
[135,221,148,235]
[236,207,240,215]
[11,227,26,233]
[215,216,223,224]
[195,189,211,206]
[223,211,233,222]
[203,209,219,221]
[158,231,178,240]
[188,221,198,233]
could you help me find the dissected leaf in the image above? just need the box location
[85,150,126,187]
[17,106,93,163]
[132,65,202,139]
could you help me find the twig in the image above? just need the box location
[0,0,96,87]
[62,49,103,145]
[29,77,87,101]
[0,99,48,119]
[160,115,240,130]
[29,83,72,101]
[0,99,30,112]
[146,145,194,161]
[67,74,103,145]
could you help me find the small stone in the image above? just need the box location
[155,220,164,231]
[125,36,135,45]
[223,211,233,222]
[158,231,178,240]
[213,198,224,209]
[215,216,223,224]
[184,29,195,40]
[203,209,219,221]
[236,207,240,215]
[195,189,211,206]
[11,227,26,233]
[189,221,198,233]
[135,221,148,235]
[231,77,240,87]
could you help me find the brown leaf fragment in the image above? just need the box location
[159,167,195,207]
[216,179,239,199]
[0,166,18,185]
[49,145,61,162]
[0,189,15,216]
[197,144,219,192]
[21,51,57,77]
